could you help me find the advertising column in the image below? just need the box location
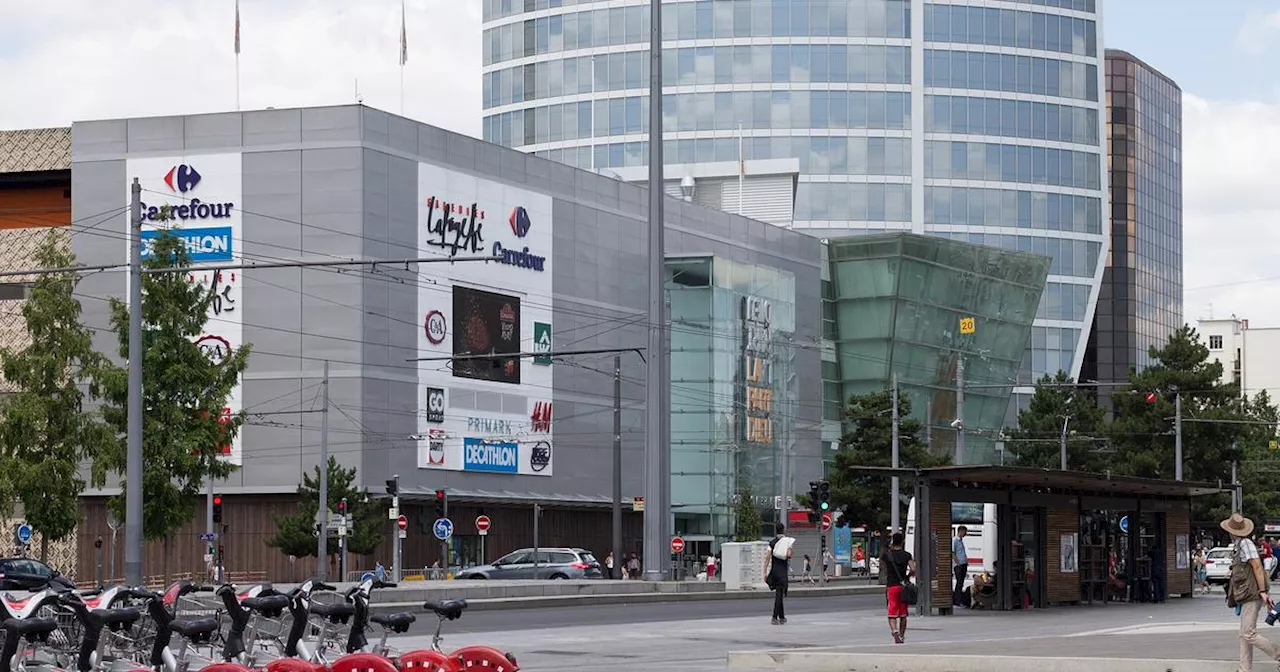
[124,154,244,465]
[415,163,555,476]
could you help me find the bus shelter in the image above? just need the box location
[860,466,1227,615]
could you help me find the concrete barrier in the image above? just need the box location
[725,651,1235,672]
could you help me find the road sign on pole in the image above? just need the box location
[475,515,492,536]
[396,515,408,531]
[670,536,685,554]
[821,512,833,532]
[15,524,32,546]
[433,518,454,541]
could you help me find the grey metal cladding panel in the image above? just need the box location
[242,151,303,377]
[70,159,127,358]
[300,147,364,364]
[183,113,244,152]
[360,107,392,149]
[416,124,448,165]
[237,377,307,488]
[360,149,392,373]
[386,114,418,157]
[72,120,128,158]
[302,106,363,144]
[242,109,303,147]
[124,117,185,154]
[443,133,478,172]
[383,152,419,367]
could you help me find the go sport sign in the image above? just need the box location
[141,227,234,263]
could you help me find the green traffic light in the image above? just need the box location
[820,502,830,510]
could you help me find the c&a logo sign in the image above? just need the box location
[164,164,202,193]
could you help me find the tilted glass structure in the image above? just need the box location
[481,0,1108,416]
[826,233,1050,464]
[1082,50,1182,399]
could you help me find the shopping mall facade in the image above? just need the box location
[65,105,826,575]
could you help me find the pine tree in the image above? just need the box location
[1006,371,1108,472]
[95,224,249,579]
[828,388,948,532]
[733,485,763,542]
[0,231,116,561]
[266,456,383,558]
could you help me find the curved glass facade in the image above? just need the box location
[483,0,1108,444]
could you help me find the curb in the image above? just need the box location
[725,652,1236,672]
[369,584,881,614]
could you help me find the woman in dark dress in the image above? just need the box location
[881,532,916,644]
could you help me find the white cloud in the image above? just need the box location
[1236,10,1280,54]
[0,0,483,136]
[1183,92,1280,326]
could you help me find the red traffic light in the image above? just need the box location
[1144,392,1157,404]
[213,495,223,506]
[337,500,347,512]
[435,489,446,501]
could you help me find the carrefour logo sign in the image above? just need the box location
[140,199,235,223]
[141,227,233,263]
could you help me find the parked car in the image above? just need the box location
[1204,546,1233,588]
[0,558,75,592]
[455,548,603,580]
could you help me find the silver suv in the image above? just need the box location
[456,547,603,580]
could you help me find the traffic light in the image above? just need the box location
[337,499,347,517]
[212,495,224,523]
[817,481,830,513]
[434,489,447,519]
[385,478,398,496]
[808,481,822,522]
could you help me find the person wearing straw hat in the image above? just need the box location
[1222,512,1280,671]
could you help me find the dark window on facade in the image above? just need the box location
[1209,335,1223,350]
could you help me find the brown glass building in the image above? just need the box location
[1083,50,1183,406]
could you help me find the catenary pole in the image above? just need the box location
[316,361,330,581]
[643,0,669,581]
[955,355,966,465]
[1175,393,1183,481]
[613,355,623,578]
[891,372,900,533]
[124,179,144,587]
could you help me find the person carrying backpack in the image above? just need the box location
[1222,513,1280,671]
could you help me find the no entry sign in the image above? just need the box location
[475,515,492,535]
[396,514,408,531]
[670,536,685,554]
[821,512,833,531]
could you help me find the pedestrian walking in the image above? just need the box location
[822,549,835,581]
[765,523,794,625]
[881,531,915,644]
[952,525,969,607]
[626,553,641,580]
[800,554,817,585]
[375,561,387,583]
[1222,512,1280,671]
[605,551,616,579]
[1193,545,1209,595]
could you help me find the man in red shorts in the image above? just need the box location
[881,532,916,644]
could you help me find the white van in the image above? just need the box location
[903,498,997,583]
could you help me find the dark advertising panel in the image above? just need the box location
[453,285,521,384]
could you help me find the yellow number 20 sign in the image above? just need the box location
[959,317,976,335]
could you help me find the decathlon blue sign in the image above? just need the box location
[433,518,454,540]
[463,437,519,474]
[142,226,234,263]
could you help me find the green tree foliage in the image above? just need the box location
[0,231,116,561]
[1006,371,1109,472]
[95,227,249,556]
[1240,391,1280,524]
[733,485,763,542]
[828,388,949,532]
[266,456,383,558]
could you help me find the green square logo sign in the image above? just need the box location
[533,322,552,365]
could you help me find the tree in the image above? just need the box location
[828,388,949,532]
[95,226,249,578]
[1005,371,1109,472]
[0,231,116,561]
[733,485,763,542]
[266,456,383,558]
[1237,391,1280,524]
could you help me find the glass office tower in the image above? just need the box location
[482,0,1107,431]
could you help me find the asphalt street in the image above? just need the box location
[444,594,882,633]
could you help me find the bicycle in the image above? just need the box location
[396,600,519,672]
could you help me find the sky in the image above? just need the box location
[0,0,1277,326]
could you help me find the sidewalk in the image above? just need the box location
[727,602,1251,672]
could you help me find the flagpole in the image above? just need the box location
[400,0,408,116]
[234,0,241,111]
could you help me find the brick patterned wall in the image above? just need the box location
[1045,505,1080,605]
[1167,508,1192,596]
[0,227,68,392]
[930,499,952,610]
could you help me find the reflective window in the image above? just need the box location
[924,4,1097,57]
[924,186,1101,234]
[993,0,1095,12]
[794,183,912,222]
[484,44,911,108]
[926,95,1098,145]
[486,0,912,38]
[924,50,1098,102]
[928,231,1098,279]
[924,141,1101,190]
[1035,282,1090,321]
[1026,325,1082,378]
